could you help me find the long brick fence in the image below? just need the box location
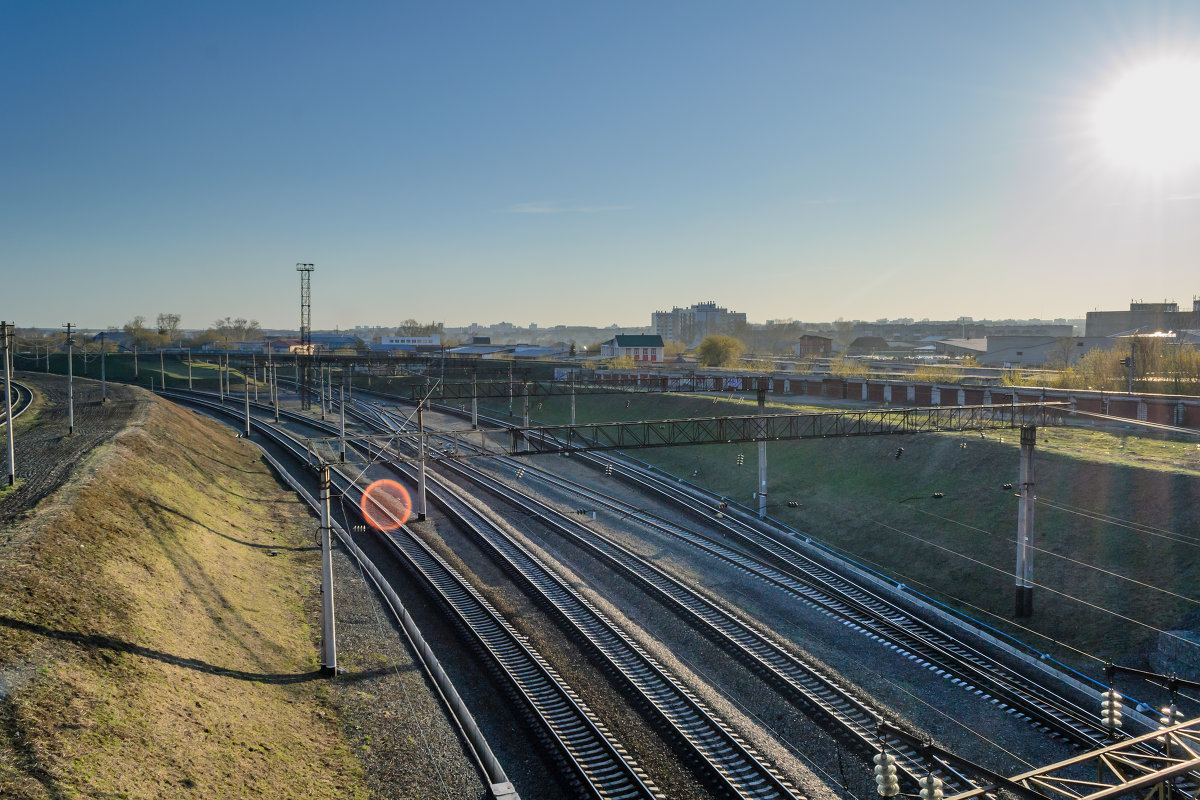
[596,371,1200,430]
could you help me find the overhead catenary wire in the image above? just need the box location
[907,506,1200,605]
[869,517,1200,652]
[1034,497,1200,548]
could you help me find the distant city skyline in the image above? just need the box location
[5,2,1200,329]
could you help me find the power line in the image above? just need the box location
[909,507,1200,605]
[869,517,1200,652]
[1035,498,1200,548]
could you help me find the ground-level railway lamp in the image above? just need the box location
[899,493,945,504]
[2,321,15,486]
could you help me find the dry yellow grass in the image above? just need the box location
[0,394,367,799]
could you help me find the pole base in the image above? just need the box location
[320,664,339,677]
[1014,586,1033,618]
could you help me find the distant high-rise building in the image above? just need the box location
[651,301,747,346]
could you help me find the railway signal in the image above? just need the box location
[894,447,903,459]
[736,453,744,466]
[605,463,613,476]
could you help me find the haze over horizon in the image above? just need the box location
[5,2,1200,330]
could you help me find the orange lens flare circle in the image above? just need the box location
[359,479,412,530]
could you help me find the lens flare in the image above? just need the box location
[359,479,412,530]
[1093,57,1200,173]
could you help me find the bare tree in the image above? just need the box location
[156,313,182,339]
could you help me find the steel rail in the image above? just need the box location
[429,451,978,793]
[395,395,1112,752]
[339,403,803,800]
[1,381,33,427]
[394,455,802,800]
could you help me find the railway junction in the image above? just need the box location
[2,355,1198,800]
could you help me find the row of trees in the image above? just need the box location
[118,315,263,350]
[1031,340,1200,394]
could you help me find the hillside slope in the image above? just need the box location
[0,388,367,799]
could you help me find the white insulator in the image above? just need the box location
[873,753,893,766]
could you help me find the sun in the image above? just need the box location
[1092,57,1200,174]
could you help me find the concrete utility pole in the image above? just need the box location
[64,323,75,436]
[757,386,768,518]
[252,355,257,402]
[417,402,428,521]
[219,356,225,402]
[99,332,107,403]
[160,349,166,391]
[471,368,479,430]
[318,464,337,674]
[2,322,15,486]
[339,382,346,462]
[133,345,138,380]
[187,349,192,390]
[272,364,280,423]
[321,367,328,421]
[522,382,530,428]
[243,367,251,437]
[1014,425,1037,618]
[508,361,514,417]
[570,370,576,427]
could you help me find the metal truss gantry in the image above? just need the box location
[309,402,1068,462]
[945,718,1200,800]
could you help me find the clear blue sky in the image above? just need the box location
[4,1,1200,330]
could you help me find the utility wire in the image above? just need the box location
[908,507,1200,605]
[1035,498,1200,549]
[870,518,1200,651]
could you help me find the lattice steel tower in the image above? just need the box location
[297,263,314,409]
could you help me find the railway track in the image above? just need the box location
[358,390,1113,753]
[426,448,979,791]
[355,399,978,789]
[161,389,664,800]
[1,380,33,427]
[340,401,806,799]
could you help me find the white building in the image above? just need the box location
[600,335,664,363]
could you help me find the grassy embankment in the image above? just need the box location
[0,393,366,799]
[488,390,1200,676]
